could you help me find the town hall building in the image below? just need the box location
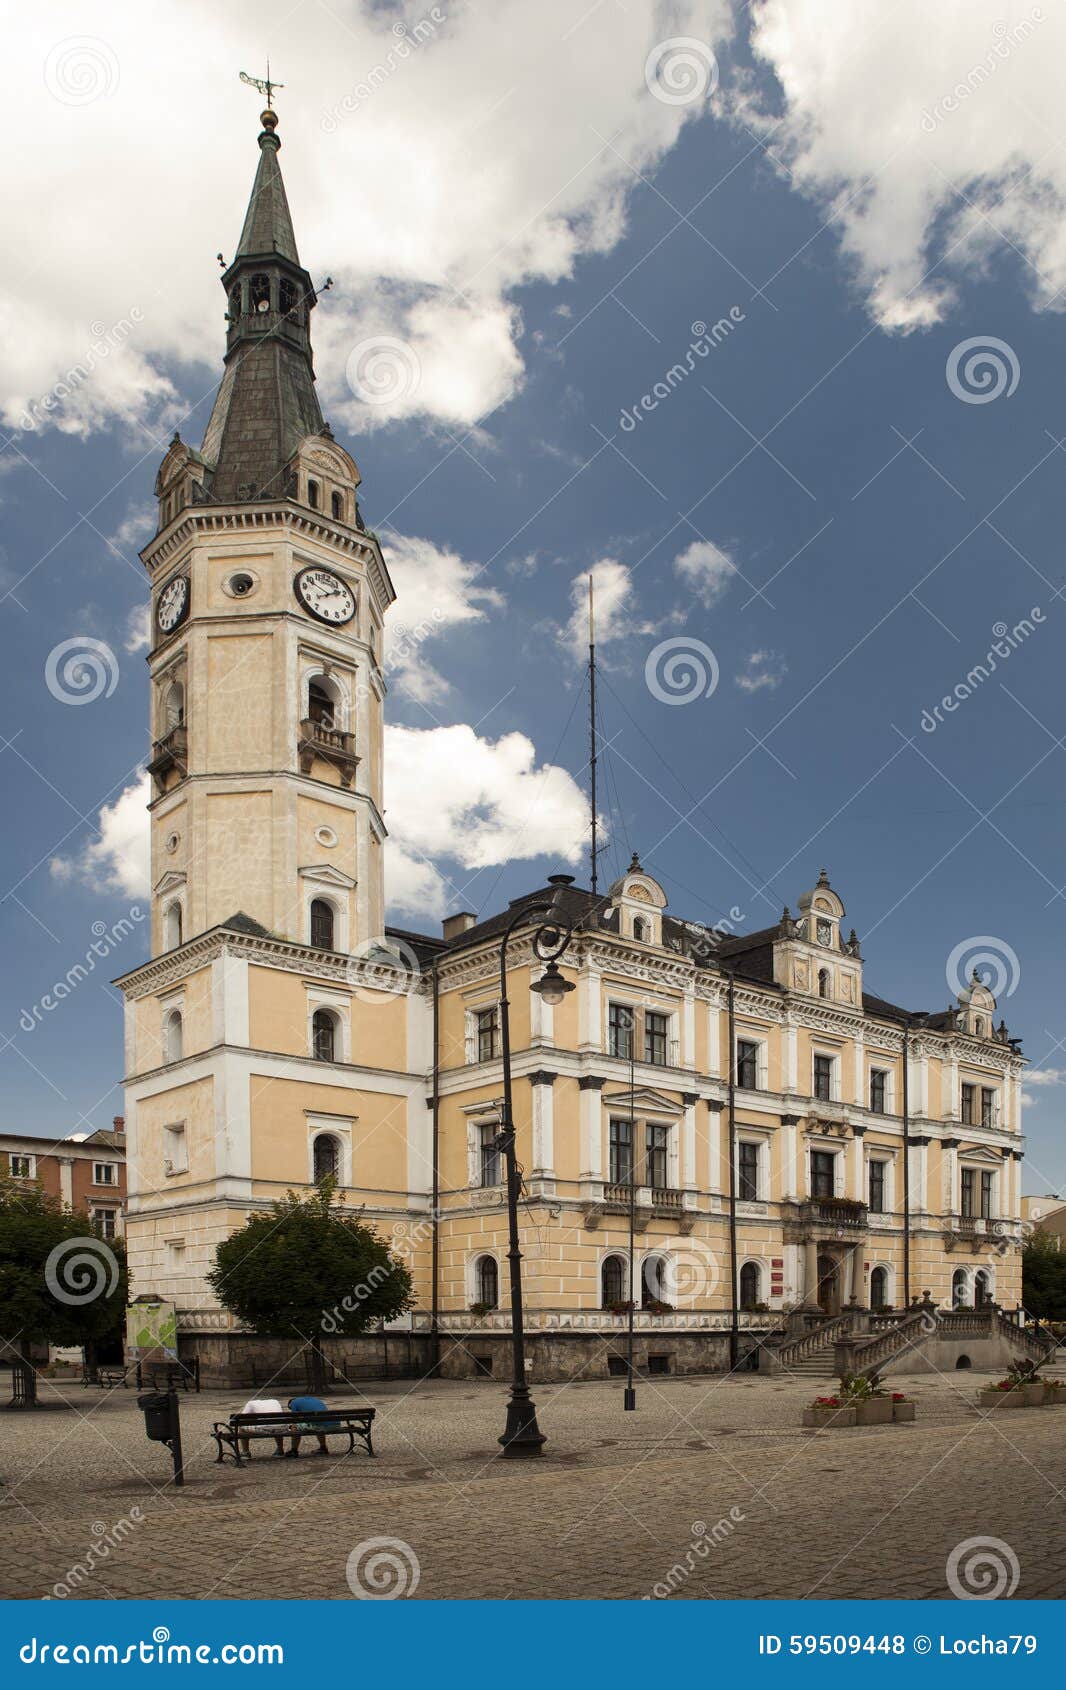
[117,103,1030,1383]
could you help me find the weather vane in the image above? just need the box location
[239,64,284,108]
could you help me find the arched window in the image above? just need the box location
[307,677,338,728]
[818,968,830,999]
[278,277,298,318]
[164,1010,183,1064]
[250,273,271,314]
[229,285,242,322]
[739,1261,761,1309]
[974,1268,992,1309]
[164,903,183,950]
[974,1016,985,1036]
[642,1254,667,1308]
[165,681,184,731]
[310,899,334,950]
[951,1267,969,1309]
[632,917,648,942]
[307,478,320,509]
[870,1265,889,1310]
[331,490,345,521]
[475,1255,498,1309]
[312,1008,337,1062]
[601,1254,626,1308]
[313,1133,340,1183]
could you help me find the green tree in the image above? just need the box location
[1022,1229,1066,1321]
[207,1182,413,1390]
[0,1178,128,1408]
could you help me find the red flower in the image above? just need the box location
[891,1392,907,1402]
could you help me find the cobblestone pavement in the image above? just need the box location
[1,1368,1064,1600]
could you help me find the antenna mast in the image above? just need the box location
[589,574,598,896]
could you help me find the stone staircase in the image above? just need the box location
[762,1313,853,1379]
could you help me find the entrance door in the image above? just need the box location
[816,1253,838,1316]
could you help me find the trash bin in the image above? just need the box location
[137,1391,175,1442]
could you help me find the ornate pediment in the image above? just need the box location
[600,1085,684,1117]
[298,863,357,889]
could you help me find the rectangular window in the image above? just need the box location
[644,1010,669,1067]
[868,1159,886,1213]
[609,1118,632,1186]
[165,1239,186,1275]
[737,1140,760,1202]
[479,1122,501,1187]
[813,1055,833,1103]
[981,1088,996,1129]
[961,1083,975,1126]
[93,1208,117,1240]
[475,1007,499,1063]
[9,1154,34,1179]
[608,1003,634,1060]
[869,1070,887,1114]
[735,1039,759,1090]
[961,1166,976,1218]
[811,1149,835,1199]
[93,1162,117,1186]
[980,1170,994,1219]
[646,1124,669,1189]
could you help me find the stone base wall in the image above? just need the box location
[176,1330,434,1390]
[879,1333,1021,1376]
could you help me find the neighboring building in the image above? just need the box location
[1022,1193,1066,1247]
[117,105,1029,1381]
[1,1121,126,1238]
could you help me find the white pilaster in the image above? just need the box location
[531,1080,555,1176]
[682,990,696,1069]
[578,966,602,1054]
[682,1098,696,1190]
[707,1000,721,1076]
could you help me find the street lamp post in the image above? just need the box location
[495,898,576,1459]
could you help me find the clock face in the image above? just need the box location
[294,566,356,625]
[816,917,833,948]
[156,575,189,635]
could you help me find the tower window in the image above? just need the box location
[313,1133,341,1184]
[310,899,335,950]
[228,285,242,322]
[331,490,345,521]
[278,277,298,318]
[307,678,337,728]
[164,903,183,950]
[312,1008,337,1062]
[818,967,830,999]
[163,1010,183,1065]
[250,273,271,313]
[163,680,184,732]
[307,478,320,509]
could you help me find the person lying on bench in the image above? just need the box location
[285,1394,339,1457]
[238,1397,286,1458]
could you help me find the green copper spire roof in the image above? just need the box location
[200,107,325,503]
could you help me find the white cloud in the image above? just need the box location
[740,0,1065,332]
[124,603,150,654]
[47,726,590,923]
[1023,1067,1065,1087]
[50,773,151,899]
[564,557,658,659]
[381,531,503,703]
[673,537,737,605]
[736,648,786,691]
[6,0,731,440]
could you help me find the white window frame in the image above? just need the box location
[808,1142,845,1198]
[465,1005,500,1066]
[869,1261,894,1309]
[306,989,351,1064]
[868,1064,894,1114]
[303,887,349,955]
[92,1161,117,1187]
[466,1108,502,1188]
[307,1119,352,1188]
[91,1206,118,1240]
[302,665,352,732]
[163,1122,188,1177]
[738,1256,766,1309]
[163,898,185,951]
[812,1047,840,1103]
[735,1133,770,1202]
[866,1152,894,1214]
[466,1249,502,1307]
[734,1034,768,1091]
[9,1152,35,1179]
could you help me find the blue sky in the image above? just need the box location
[3,1,1066,1189]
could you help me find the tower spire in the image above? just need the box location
[199,96,325,504]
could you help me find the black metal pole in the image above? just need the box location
[497,915,548,1458]
[168,1390,184,1488]
[726,970,740,1372]
[624,1012,637,1411]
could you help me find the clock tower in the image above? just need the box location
[144,104,391,960]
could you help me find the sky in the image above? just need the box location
[3,0,1066,1190]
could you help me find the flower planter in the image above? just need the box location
[891,1401,916,1422]
[977,1388,1022,1409]
[853,1398,893,1426]
[802,1405,856,1429]
[1021,1382,1046,1407]
[1043,1387,1066,1406]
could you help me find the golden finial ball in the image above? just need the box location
[261,108,278,130]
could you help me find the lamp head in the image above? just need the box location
[530,960,574,1007]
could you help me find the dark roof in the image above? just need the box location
[435,880,605,957]
[221,911,273,938]
[235,123,300,264]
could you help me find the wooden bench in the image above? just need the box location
[211,1407,376,1467]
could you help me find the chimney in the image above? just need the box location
[442,912,477,941]
[113,1116,125,1136]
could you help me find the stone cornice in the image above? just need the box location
[114,923,431,1001]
